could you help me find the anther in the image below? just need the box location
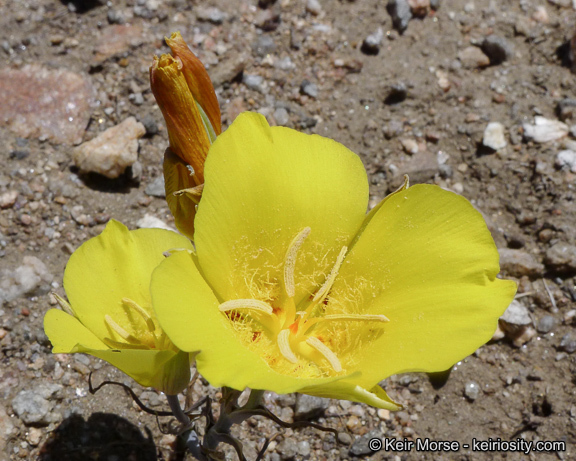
[306,337,342,372]
[323,313,390,323]
[284,227,311,298]
[278,329,298,363]
[313,246,347,303]
[53,293,75,317]
[104,315,141,345]
[122,298,156,333]
[298,313,390,338]
[219,299,274,315]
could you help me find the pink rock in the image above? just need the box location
[94,24,144,63]
[0,65,93,145]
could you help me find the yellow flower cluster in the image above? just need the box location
[44,33,516,406]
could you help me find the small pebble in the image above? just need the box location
[306,0,322,15]
[458,46,490,69]
[559,334,576,354]
[252,35,276,57]
[145,176,166,198]
[387,0,413,33]
[300,80,318,98]
[0,190,18,209]
[377,408,390,420]
[537,315,556,334]
[464,381,480,400]
[400,138,419,155]
[361,28,384,55]
[483,122,507,150]
[481,34,514,65]
[196,6,226,24]
[338,432,352,444]
[273,107,289,126]
[243,74,264,92]
[556,150,576,173]
[544,243,576,274]
[523,117,568,143]
[385,82,408,104]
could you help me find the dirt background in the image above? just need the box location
[1,0,576,460]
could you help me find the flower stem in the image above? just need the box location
[166,394,207,461]
[166,394,190,425]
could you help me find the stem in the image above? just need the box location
[204,389,266,451]
[166,394,207,461]
[242,389,264,411]
[166,394,190,425]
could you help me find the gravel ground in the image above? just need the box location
[1,0,576,460]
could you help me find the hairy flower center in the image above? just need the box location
[219,227,389,375]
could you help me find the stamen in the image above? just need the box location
[313,246,347,303]
[306,336,342,372]
[219,299,274,315]
[284,227,311,298]
[53,293,75,317]
[122,298,156,333]
[323,313,390,322]
[104,315,142,345]
[299,313,390,337]
[101,337,150,350]
[277,329,298,363]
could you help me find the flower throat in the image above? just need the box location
[219,227,390,376]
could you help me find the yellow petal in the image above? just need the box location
[150,54,211,182]
[163,148,198,239]
[44,309,191,393]
[331,184,517,387]
[194,112,369,304]
[301,381,401,411]
[166,31,221,136]
[151,250,346,393]
[44,308,108,351]
[63,220,193,341]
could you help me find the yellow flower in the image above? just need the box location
[150,112,516,409]
[150,31,221,238]
[44,220,194,395]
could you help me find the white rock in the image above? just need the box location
[136,214,175,232]
[436,70,451,92]
[306,0,322,15]
[400,138,419,155]
[483,122,507,150]
[0,256,52,304]
[556,149,576,173]
[500,300,532,326]
[72,117,145,179]
[522,116,568,143]
[0,190,18,209]
[499,300,535,347]
[532,6,549,23]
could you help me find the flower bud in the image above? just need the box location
[150,32,221,238]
